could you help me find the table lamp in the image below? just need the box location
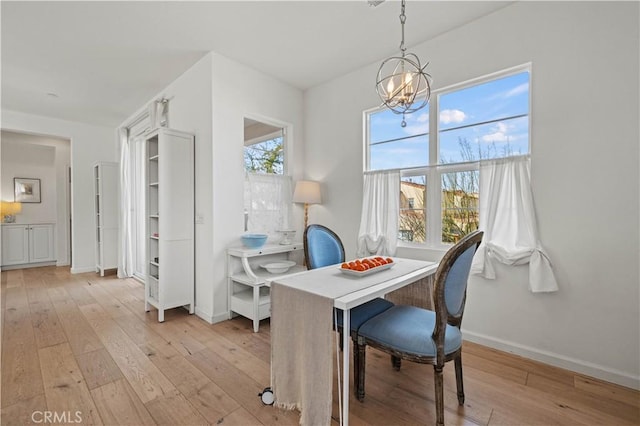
[293,180,321,230]
[1,201,22,223]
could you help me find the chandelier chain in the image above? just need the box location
[376,0,431,127]
[399,0,406,54]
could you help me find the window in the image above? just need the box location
[243,117,291,233]
[244,118,285,174]
[366,65,530,246]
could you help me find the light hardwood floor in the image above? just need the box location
[1,266,638,425]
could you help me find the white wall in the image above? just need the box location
[130,53,216,322]
[1,110,117,272]
[210,53,304,321]
[2,141,56,221]
[121,52,304,323]
[304,2,639,388]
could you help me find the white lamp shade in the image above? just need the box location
[293,180,321,204]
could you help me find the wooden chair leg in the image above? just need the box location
[454,353,465,405]
[433,365,444,426]
[391,355,401,371]
[355,339,366,401]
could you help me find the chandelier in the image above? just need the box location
[375,0,432,127]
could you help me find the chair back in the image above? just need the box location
[432,231,483,356]
[304,224,345,270]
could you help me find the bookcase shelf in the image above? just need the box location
[144,128,195,322]
[93,161,118,276]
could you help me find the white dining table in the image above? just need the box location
[270,257,438,426]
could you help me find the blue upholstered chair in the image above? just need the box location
[303,224,394,395]
[355,230,483,426]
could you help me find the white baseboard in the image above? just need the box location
[2,261,56,271]
[195,308,214,324]
[211,311,230,324]
[70,266,96,274]
[56,260,70,267]
[462,330,640,390]
[194,308,228,325]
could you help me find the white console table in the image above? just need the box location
[227,242,305,332]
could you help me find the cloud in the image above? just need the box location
[416,112,429,123]
[504,82,529,98]
[401,112,430,135]
[440,109,466,124]
[403,122,429,135]
[481,122,509,142]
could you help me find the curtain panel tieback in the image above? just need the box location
[470,155,558,293]
[471,242,558,293]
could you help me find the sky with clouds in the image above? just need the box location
[369,71,530,170]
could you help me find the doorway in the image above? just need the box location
[0,130,72,267]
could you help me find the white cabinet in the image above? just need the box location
[93,161,118,276]
[1,223,55,268]
[2,224,29,265]
[144,128,195,322]
[227,243,304,332]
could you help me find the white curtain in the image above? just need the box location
[117,127,134,278]
[244,173,293,239]
[470,155,558,292]
[357,170,400,257]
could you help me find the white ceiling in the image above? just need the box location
[1,1,512,127]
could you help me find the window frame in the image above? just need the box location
[364,63,532,249]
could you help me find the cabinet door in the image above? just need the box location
[1,225,29,265]
[29,224,55,263]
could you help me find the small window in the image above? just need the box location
[244,118,284,174]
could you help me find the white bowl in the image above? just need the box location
[260,260,296,274]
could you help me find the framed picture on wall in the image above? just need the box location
[14,177,41,203]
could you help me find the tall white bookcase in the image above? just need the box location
[93,161,118,276]
[145,128,195,322]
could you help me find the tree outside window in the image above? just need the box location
[244,136,284,174]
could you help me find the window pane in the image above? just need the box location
[244,137,284,174]
[441,171,479,243]
[370,134,429,171]
[439,116,529,163]
[369,108,429,145]
[439,71,529,164]
[400,176,426,242]
[439,72,529,131]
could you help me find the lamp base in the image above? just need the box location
[303,203,309,230]
[3,214,16,223]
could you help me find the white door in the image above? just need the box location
[1,225,29,265]
[29,224,55,263]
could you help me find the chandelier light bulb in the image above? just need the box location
[387,78,395,99]
[403,72,413,99]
